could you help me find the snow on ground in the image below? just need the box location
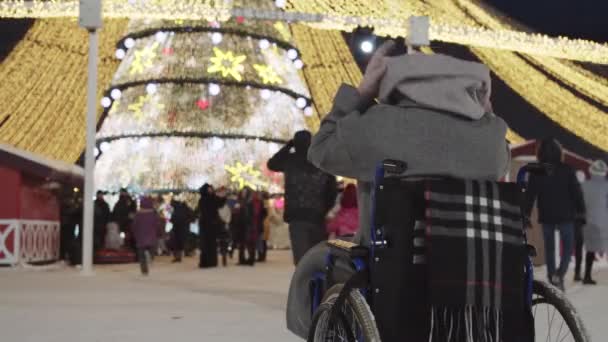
[0,251,606,341]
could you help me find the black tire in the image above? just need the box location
[532,280,590,342]
[308,284,381,342]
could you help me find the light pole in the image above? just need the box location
[79,0,102,276]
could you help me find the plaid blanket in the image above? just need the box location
[424,179,526,342]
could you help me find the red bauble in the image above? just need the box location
[162,47,174,55]
[236,16,245,24]
[196,99,210,110]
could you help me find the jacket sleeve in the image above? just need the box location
[523,174,539,218]
[267,143,292,172]
[308,84,374,179]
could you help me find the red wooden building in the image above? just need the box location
[0,144,83,265]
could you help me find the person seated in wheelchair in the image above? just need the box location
[287,41,512,340]
[308,41,510,245]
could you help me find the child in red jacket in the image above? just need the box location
[327,184,359,238]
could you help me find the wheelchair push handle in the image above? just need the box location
[381,159,408,175]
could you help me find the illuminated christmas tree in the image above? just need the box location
[95,5,315,194]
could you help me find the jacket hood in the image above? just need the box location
[293,130,312,154]
[378,53,491,120]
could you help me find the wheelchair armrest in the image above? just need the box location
[327,239,368,260]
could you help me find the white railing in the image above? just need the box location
[0,219,60,266]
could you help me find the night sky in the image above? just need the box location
[0,1,606,159]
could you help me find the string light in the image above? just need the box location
[208,83,221,96]
[293,59,304,69]
[259,39,270,50]
[287,48,298,60]
[260,89,272,99]
[303,106,313,117]
[211,32,223,44]
[115,48,126,59]
[155,31,168,43]
[145,83,158,94]
[101,97,112,108]
[124,37,135,49]
[295,97,307,109]
[110,89,122,100]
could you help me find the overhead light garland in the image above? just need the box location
[422,0,607,150]
[2,1,608,63]
[0,19,126,162]
[453,0,608,108]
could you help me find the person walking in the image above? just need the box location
[525,138,586,291]
[580,160,608,285]
[326,183,359,239]
[131,197,162,275]
[93,190,111,252]
[170,199,192,263]
[268,130,337,265]
[198,183,226,268]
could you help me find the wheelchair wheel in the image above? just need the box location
[308,284,380,342]
[532,280,590,342]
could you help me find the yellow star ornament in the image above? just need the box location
[130,42,160,75]
[225,162,265,190]
[253,64,282,85]
[207,47,247,81]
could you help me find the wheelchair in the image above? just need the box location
[307,161,590,342]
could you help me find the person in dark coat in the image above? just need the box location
[59,192,80,261]
[525,138,586,291]
[267,130,338,265]
[170,199,193,263]
[93,190,111,251]
[131,197,162,275]
[233,187,255,266]
[198,183,226,268]
[112,189,137,250]
[112,188,136,233]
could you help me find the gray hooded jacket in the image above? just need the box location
[308,53,510,245]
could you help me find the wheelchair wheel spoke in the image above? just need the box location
[556,319,565,342]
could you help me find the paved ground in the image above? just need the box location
[0,251,299,342]
[0,251,607,342]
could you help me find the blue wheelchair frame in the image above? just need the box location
[310,162,547,340]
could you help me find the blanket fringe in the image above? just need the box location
[428,306,502,342]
